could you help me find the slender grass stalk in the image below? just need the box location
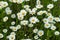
[47,30,49,40]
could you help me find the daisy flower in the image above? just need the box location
[0,33,4,38]
[20,9,27,16]
[3,16,8,22]
[54,17,60,22]
[50,25,56,30]
[33,28,38,33]
[34,35,39,39]
[47,4,54,9]
[29,16,39,24]
[44,23,51,28]
[43,18,48,23]
[11,14,16,19]
[37,30,44,36]
[3,29,8,33]
[16,25,21,29]
[54,31,60,35]
[11,21,15,25]
[5,7,12,15]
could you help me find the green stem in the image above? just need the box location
[21,2,25,8]
[47,30,49,40]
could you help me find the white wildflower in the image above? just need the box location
[54,31,60,35]
[33,28,38,33]
[3,29,8,33]
[20,20,28,25]
[0,33,3,38]
[3,16,8,22]
[29,16,39,24]
[37,30,44,36]
[34,35,39,39]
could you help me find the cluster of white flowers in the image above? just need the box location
[29,8,37,15]
[0,0,60,40]
[0,1,8,9]
[9,0,30,4]
[33,28,44,39]
[24,5,38,15]
[17,9,27,20]
[37,10,47,15]
[10,25,21,31]
[43,13,60,31]
[42,12,60,37]
[23,6,37,16]
[7,32,16,40]
[20,20,28,25]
